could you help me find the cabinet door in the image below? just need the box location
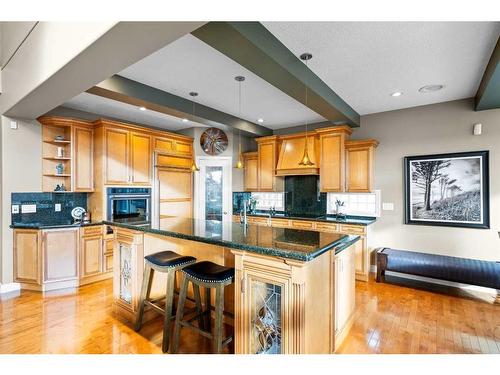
[14,229,41,284]
[319,133,345,192]
[157,167,192,219]
[43,229,78,282]
[258,142,275,191]
[104,127,129,184]
[81,235,103,278]
[354,237,368,280]
[130,132,152,185]
[244,273,285,354]
[346,146,373,192]
[73,126,94,191]
[244,156,258,191]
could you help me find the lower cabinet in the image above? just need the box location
[13,225,112,291]
[334,245,356,345]
[14,228,79,291]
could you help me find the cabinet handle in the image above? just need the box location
[241,277,246,294]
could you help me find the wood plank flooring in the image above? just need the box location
[1,276,498,354]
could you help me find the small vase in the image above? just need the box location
[56,163,64,175]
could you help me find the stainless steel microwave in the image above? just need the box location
[106,187,151,225]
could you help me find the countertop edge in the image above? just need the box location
[236,212,376,226]
[103,221,360,262]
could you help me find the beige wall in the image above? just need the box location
[1,116,42,283]
[352,98,500,262]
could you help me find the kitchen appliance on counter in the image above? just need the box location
[106,187,151,225]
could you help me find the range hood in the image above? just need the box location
[275,133,320,176]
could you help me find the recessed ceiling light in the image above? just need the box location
[419,84,444,93]
[257,118,264,123]
[182,118,189,123]
[138,106,146,111]
[390,91,403,97]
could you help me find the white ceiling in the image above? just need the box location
[61,22,499,131]
[263,22,500,115]
[119,34,325,129]
[63,92,207,131]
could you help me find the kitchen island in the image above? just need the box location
[105,217,360,354]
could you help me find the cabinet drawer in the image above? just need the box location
[315,222,339,232]
[290,220,315,230]
[339,224,366,235]
[271,218,289,228]
[81,225,103,237]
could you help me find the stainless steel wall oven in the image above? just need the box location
[106,187,151,225]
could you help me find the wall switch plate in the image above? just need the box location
[12,205,20,214]
[382,202,394,211]
[10,121,18,130]
[55,203,61,212]
[21,204,37,213]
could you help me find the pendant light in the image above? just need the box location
[234,75,245,169]
[189,91,200,172]
[298,53,315,167]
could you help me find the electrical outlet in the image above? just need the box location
[10,121,18,130]
[11,205,20,214]
[55,203,61,212]
[382,202,394,211]
[21,204,37,213]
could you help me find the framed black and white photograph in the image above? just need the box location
[404,151,489,229]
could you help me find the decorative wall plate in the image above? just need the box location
[200,127,228,155]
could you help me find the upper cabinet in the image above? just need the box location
[345,139,378,192]
[245,126,378,194]
[316,126,352,192]
[39,116,94,193]
[130,132,152,185]
[243,152,258,192]
[256,136,284,192]
[73,125,94,192]
[103,126,130,185]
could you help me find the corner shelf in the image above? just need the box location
[43,140,71,145]
[43,157,71,161]
[43,174,71,177]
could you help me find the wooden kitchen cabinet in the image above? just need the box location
[345,139,379,192]
[243,152,258,191]
[130,132,152,185]
[333,245,355,349]
[14,229,41,285]
[43,228,79,284]
[80,225,113,285]
[316,126,352,192]
[73,125,94,192]
[256,136,283,192]
[104,126,130,184]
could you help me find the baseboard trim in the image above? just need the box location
[0,282,21,294]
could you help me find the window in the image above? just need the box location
[327,191,381,217]
[251,192,285,211]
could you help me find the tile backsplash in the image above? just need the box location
[11,192,88,226]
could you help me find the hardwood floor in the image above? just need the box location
[1,276,498,354]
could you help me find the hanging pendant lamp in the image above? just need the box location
[234,75,245,169]
[189,91,200,172]
[299,53,315,167]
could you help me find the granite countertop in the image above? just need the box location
[235,211,376,226]
[10,221,102,229]
[102,217,360,262]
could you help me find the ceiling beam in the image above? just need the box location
[87,75,271,137]
[192,22,360,127]
[475,36,500,111]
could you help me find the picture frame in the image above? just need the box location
[404,150,489,229]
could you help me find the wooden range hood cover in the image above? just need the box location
[275,132,320,176]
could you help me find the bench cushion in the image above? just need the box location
[379,248,500,290]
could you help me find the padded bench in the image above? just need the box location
[376,248,500,303]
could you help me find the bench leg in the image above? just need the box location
[376,252,387,283]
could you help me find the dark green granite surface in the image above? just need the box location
[102,218,360,262]
[10,222,102,229]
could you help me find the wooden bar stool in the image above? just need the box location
[135,250,197,353]
[171,261,235,354]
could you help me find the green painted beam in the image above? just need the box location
[87,75,271,137]
[192,22,360,127]
[475,36,500,111]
